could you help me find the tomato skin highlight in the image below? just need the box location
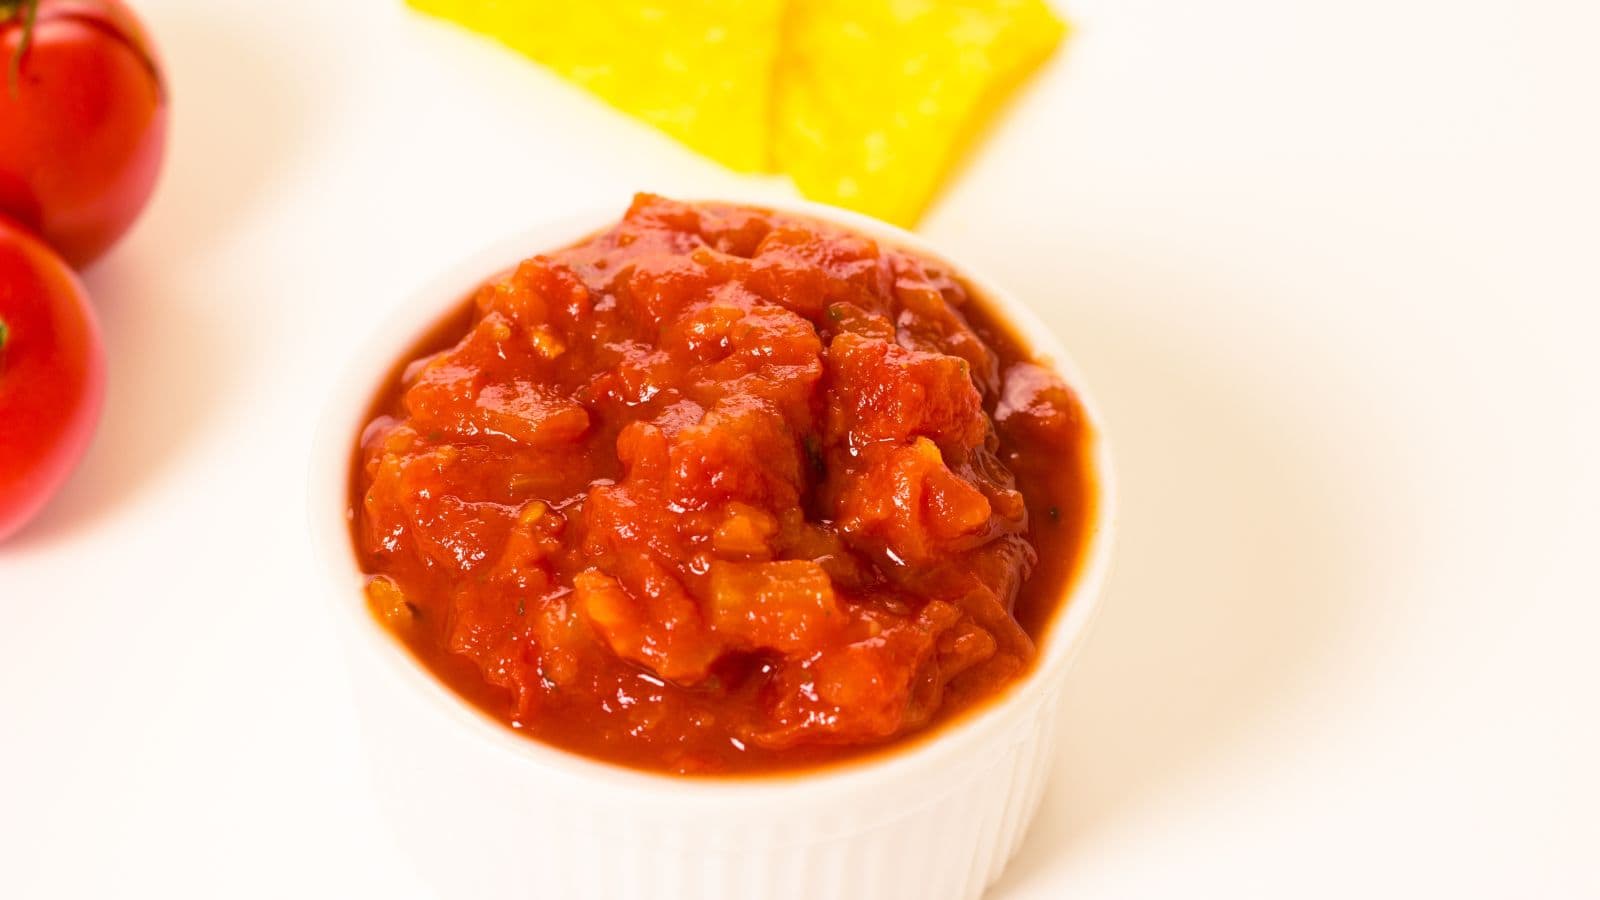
[0,213,104,541]
[0,0,167,269]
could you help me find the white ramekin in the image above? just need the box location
[308,198,1116,900]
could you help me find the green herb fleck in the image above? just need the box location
[826,305,844,322]
[517,598,526,616]
[804,434,826,475]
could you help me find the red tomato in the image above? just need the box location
[0,213,104,541]
[0,0,167,269]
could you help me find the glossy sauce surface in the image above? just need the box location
[350,195,1093,774]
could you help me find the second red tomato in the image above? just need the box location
[0,214,104,541]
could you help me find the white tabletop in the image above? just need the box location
[3,0,1597,896]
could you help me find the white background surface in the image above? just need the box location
[2,0,1597,896]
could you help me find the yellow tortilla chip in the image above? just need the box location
[775,0,1067,224]
[408,0,783,172]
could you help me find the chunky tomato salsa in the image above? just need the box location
[351,195,1093,774]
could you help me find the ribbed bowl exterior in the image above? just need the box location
[350,641,1070,900]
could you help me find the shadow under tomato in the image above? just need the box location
[976,244,1375,897]
[7,4,318,545]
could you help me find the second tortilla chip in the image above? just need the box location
[775,0,1067,225]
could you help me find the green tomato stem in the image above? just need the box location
[4,0,40,98]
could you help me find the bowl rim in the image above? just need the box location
[307,194,1117,807]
